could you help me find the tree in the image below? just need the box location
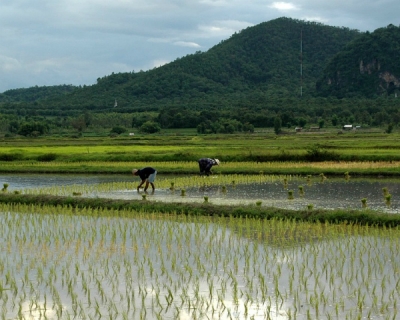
[297,117,307,127]
[70,117,86,134]
[17,121,48,136]
[386,123,394,134]
[110,126,127,135]
[140,121,161,134]
[8,120,19,133]
[84,111,92,127]
[274,116,282,134]
[243,122,254,133]
[331,114,338,126]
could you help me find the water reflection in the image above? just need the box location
[1,208,399,319]
[0,173,134,189]
[1,174,400,213]
[119,177,400,213]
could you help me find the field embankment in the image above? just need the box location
[1,192,399,227]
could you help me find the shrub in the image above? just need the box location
[140,121,161,134]
[0,153,24,161]
[37,153,58,162]
[305,144,339,162]
[110,126,127,135]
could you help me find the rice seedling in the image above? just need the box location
[1,183,8,192]
[344,172,351,180]
[283,178,288,189]
[203,196,209,203]
[361,198,368,208]
[298,185,305,197]
[22,173,299,199]
[288,190,294,200]
[256,201,262,207]
[0,203,399,319]
[385,194,392,206]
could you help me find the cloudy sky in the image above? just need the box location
[0,0,397,93]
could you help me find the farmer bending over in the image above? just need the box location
[198,158,220,176]
[132,167,157,192]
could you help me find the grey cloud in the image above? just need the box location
[0,0,398,92]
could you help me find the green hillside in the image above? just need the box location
[2,17,400,136]
[0,85,78,103]
[317,24,400,98]
[0,17,361,114]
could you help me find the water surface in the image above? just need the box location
[1,173,399,213]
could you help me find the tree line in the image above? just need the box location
[1,95,399,137]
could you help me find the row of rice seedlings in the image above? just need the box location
[3,160,400,171]
[362,187,394,208]
[19,175,397,213]
[0,203,399,319]
[23,174,299,197]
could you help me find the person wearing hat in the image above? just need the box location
[132,167,157,192]
[198,158,220,176]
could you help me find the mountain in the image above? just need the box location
[0,17,362,114]
[316,24,400,98]
[0,85,77,103]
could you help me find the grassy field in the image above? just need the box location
[1,129,400,175]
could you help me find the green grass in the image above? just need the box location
[1,131,400,175]
[0,160,399,176]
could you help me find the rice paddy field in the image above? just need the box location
[1,134,400,319]
[1,160,400,176]
[2,131,400,166]
[1,202,399,320]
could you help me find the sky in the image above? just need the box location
[0,0,398,93]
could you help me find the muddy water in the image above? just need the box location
[1,174,399,213]
[94,176,400,213]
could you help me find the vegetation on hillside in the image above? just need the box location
[0,18,399,137]
[0,18,361,112]
[0,85,77,103]
[317,24,400,98]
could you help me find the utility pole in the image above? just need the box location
[300,29,303,97]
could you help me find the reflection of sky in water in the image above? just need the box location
[108,178,400,213]
[1,174,400,212]
[0,173,134,189]
[0,213,291,319]
[1,211,399,319]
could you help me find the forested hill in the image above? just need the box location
[0,17,362,113]
[317,24,400,98]
[0,85,77,103]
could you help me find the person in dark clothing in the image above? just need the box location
[198,158,220,176]
[132,167,157,192]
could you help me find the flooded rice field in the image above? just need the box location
[1,173,400,213]
[1,204,400,320]
[1,174,400,319]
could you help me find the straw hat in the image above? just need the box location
[214,159,220,165]
[132,169,138,175]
